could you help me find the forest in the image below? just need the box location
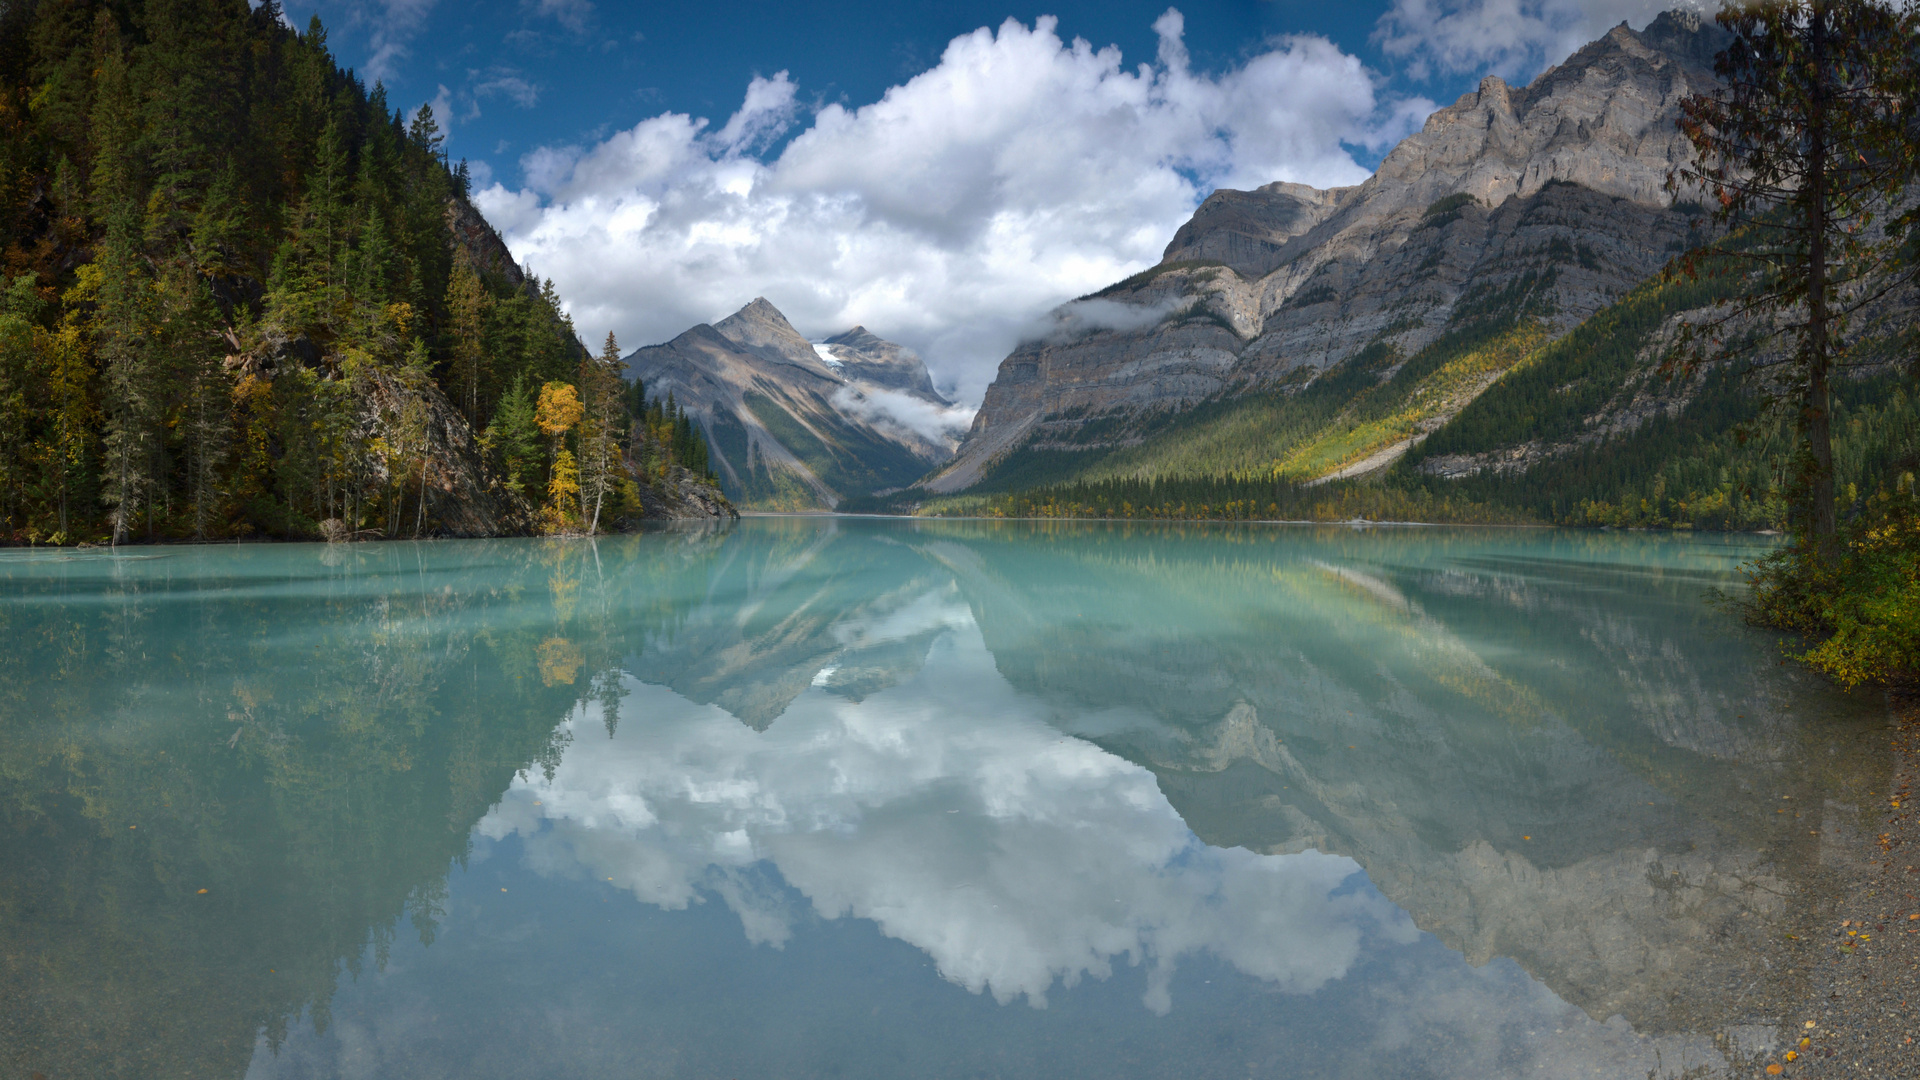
[0,0,716,545]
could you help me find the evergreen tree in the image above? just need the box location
[580,332,626,533]
[445,250,490,423]
[1670,0,1919,544]
[486,372,541,499]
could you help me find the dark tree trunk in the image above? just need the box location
[1804,1,1837,546]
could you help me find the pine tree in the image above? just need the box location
[1671,0,1919,544]
[445,250,490,423]
[89,29,159,544]
[486,373,541,499]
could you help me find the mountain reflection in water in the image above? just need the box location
[0,520,1888,1080]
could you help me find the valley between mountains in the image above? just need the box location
[632,11,1914,529]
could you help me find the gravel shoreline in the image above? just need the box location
[1734,694,1920,1078]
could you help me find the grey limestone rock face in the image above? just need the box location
[1159,181,1351,279]
[927,13,1726,494]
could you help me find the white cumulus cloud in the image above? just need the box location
[475,10,1424,406]
[1374,0,1703,82]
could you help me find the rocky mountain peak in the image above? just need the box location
[825,326,885,350]
[822,326,948,404]
[626,300,958,509]
[1360,12,1719,219]
[710,297,837,377]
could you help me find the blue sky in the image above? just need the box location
[297,2,1419,185]
[288,1,1683,404]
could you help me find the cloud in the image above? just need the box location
[358,0,439,85]
[473,70,541,109]
[475,10,1422,406]
[426,83,453,136]
[477,599,1412,1013]
[1373,0,1701,82]
[1032,296,1187,345]
[536,0,593,34]
[828,385,977,445]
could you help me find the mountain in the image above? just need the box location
[820,325,950,402]
[923,13,1727,497]
[625,299,958,510]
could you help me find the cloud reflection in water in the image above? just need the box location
[477,592,1414,1014]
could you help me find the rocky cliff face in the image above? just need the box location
[625,299,958,510]
[338,368,535,538]
[1159,181,1351,279]
[927,13,1725,494]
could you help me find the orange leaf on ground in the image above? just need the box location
[1767,1066,1783,1075]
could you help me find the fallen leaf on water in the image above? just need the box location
[196,888,208,894]
[1523,836,1531,840]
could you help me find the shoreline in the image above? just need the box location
[1765,693,1919,1078]
[0,516,1793,547]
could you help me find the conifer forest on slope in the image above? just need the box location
[0,0,719,546]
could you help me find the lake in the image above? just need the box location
[0,519,1889,1079]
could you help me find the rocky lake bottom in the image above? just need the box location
[0,519,1906,1079]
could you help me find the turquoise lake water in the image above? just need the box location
[0,520,1890,1079]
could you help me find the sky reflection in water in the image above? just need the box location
[0,521,1888,1079]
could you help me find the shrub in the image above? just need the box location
[1747,494,1920,689]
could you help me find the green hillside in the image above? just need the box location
[0,0,694,543]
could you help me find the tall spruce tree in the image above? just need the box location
[1670,0,1919,544]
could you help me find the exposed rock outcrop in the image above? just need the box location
[446,196,533,291]
[1159,181,1350,279]
[927,13,1726,494]
[340,368,535,538]
[616,458,737,524]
